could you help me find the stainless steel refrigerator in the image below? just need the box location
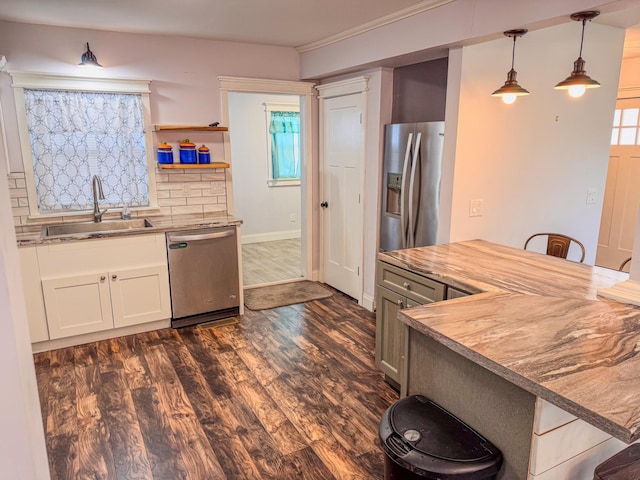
[379,122,445,252]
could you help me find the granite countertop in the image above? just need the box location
[16,213,242,246]
[380,239,640,443]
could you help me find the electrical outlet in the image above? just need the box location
[586,188,597,204]
[182,184,190,196]
[289,213,296,222]
[469,199,483,217]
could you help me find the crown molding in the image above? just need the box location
[296,0,455,53]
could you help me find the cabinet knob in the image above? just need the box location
[100,275,106,281]
[403,281,411,290]
[397,299,404,307]
[111,274,118,280]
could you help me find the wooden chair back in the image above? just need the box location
[619,257,632,272]
[523,233,586,263]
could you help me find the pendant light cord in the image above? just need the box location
[511,35,517,69]
[579,19,586,57]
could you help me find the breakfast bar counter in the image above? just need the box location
[378,240,638,479]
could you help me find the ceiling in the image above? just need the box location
[0,0,445,49]
[0,0,637,57]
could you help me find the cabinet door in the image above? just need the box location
[110,265,171,328]
[42,273,113,339]
[376,285,409,383]
[18,247,49,343]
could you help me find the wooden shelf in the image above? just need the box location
[158,163,230,170]
[154,125,228,132]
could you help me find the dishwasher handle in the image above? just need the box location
[168,230,235,243]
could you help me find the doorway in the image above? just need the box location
[596,95,640,271]
[218,77,316,288]
[228,92,302,286]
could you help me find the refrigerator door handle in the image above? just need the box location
[408,132,422,248]
[399,133,413,249]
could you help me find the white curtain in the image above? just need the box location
[24,89,149,212]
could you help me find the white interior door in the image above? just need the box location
[597,97,640,270]
[320,92,365,300]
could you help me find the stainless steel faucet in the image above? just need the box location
[91,175,108,222]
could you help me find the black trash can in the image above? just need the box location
[594,444,640,479]
[379,395,503,480]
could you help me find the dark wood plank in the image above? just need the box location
[100,369,153,479]
[35,289,398,480]
[143,345,226,479]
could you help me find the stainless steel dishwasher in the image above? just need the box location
[166,226,240,328]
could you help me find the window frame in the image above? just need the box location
[11,72,157,218]
[264,101,300,187]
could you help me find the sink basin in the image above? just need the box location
[42,218,155,237]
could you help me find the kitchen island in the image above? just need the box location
[379,240,639,479]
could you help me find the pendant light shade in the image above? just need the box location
[554,11,600,98]
[79,42,103,68]
[492,29,529,104]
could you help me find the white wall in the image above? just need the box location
[228,92,301,242]
[445,22,625,264]
[0,125,49,477]
[0,20,300,173]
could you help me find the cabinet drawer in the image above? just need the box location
[377,261,445,304]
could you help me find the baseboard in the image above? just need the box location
[362,293,375,312]
[241,230,301,245]
[31,318,171,353]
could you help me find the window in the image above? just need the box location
[611,107,640,146]
[12,73,156,217]
[265,102,300,187]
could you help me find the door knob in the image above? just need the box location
[320,201,328,208]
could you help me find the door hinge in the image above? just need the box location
[358,194,361,204]
[360,113,363,124]
[357,266,360,276]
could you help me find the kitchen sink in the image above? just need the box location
[42,218,155,237]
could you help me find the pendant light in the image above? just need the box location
[79,42,103,68]
[492,29,530,105]
[554,11,600,98]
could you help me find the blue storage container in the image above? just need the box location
[157,142,174,164]
[198,144,211,164]
[179,139,197,164]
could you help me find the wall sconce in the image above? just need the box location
[554,11,600,98]
[78,42,103,68]
[491,29,530,105]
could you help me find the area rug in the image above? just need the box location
[244,281,332,310]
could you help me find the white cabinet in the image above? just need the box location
[36,234,171,341]
[42,272,113,338]
[18,246,49,342]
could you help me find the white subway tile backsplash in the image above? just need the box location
[203,204,227,213]
[170,205,204,216]
[168,173,202,182]
[158,197,188,207]
[187,197,219,205]
[9,165,229,229]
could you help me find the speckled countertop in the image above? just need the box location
[16,213,242,246]
[380,240,640,443]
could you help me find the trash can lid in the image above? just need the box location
[594,444,640,479]
[380,395,502,478]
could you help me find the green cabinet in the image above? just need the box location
[375,261,446,386]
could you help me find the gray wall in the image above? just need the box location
[392,57,448,123]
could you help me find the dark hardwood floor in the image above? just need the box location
[34,288,399,479]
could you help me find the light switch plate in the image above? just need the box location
[469,199,483,217]
[586,188,597,204]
